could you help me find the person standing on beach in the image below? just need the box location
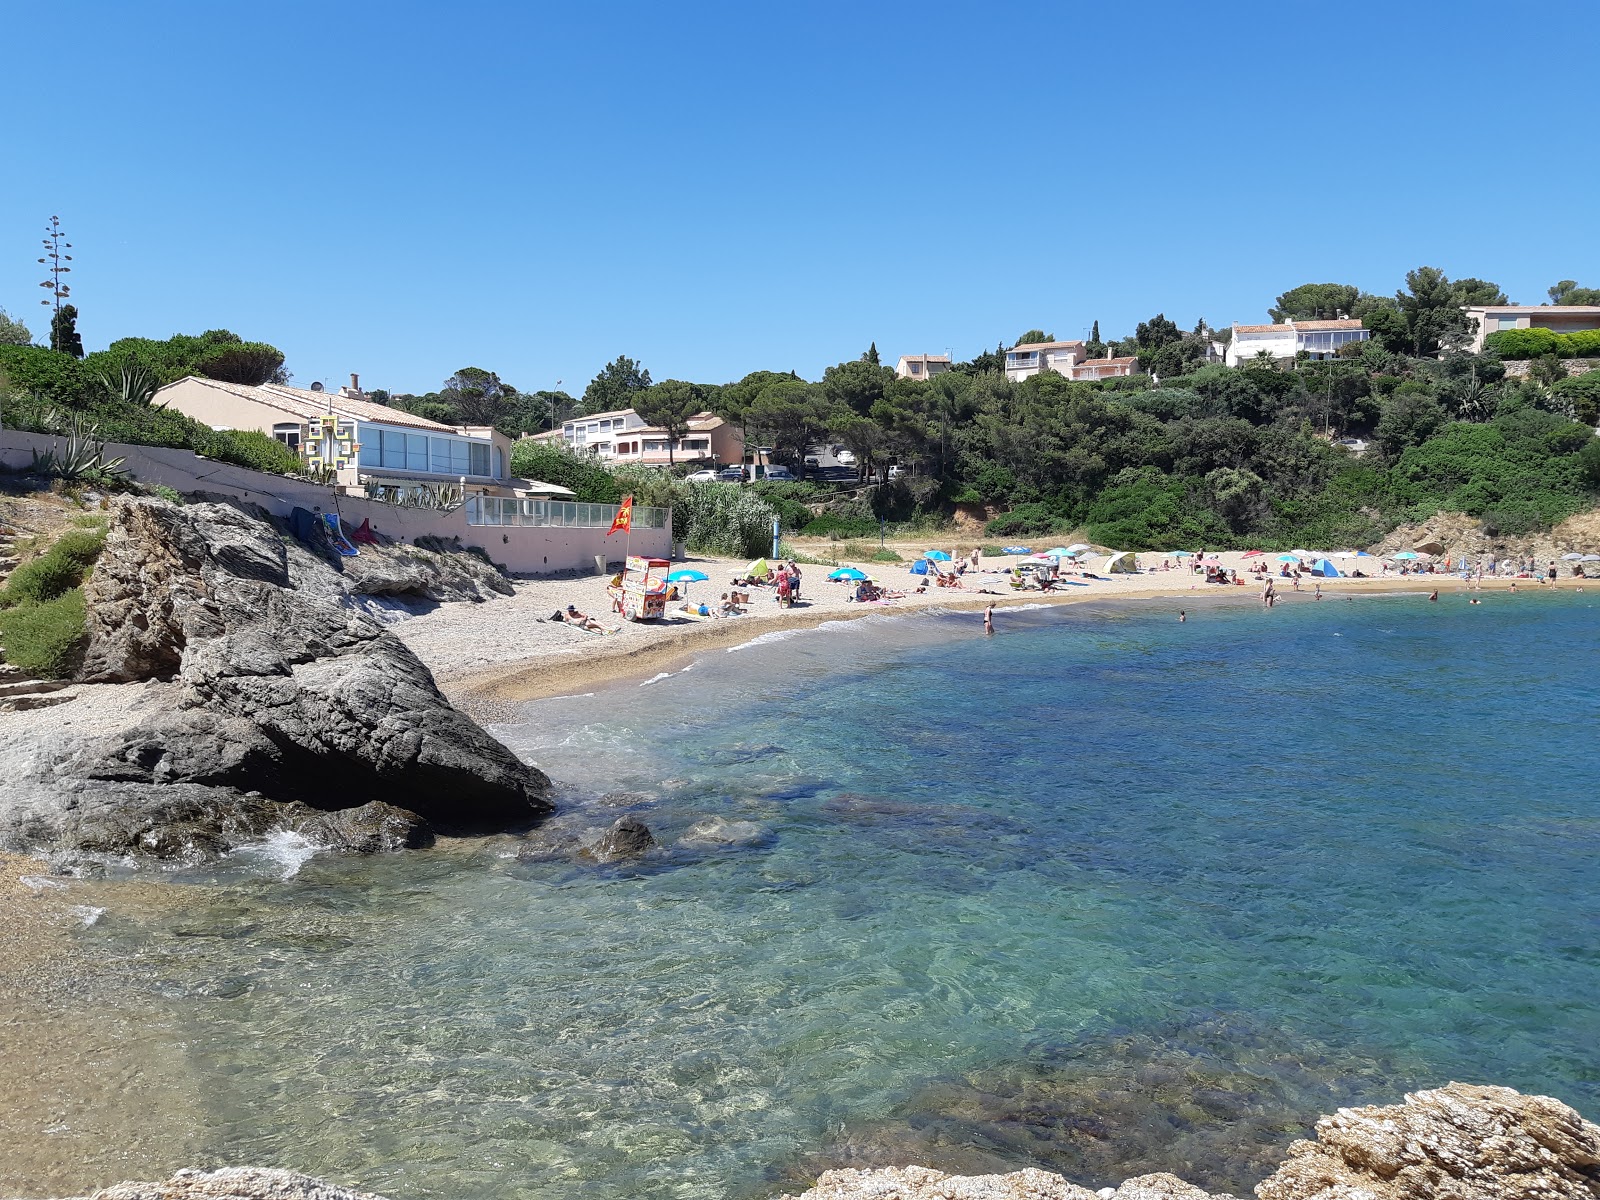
[983,604,994,635]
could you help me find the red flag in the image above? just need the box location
[607,495,634,537]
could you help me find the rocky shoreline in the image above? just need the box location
[0,497,552,870]
[35,1084,1600,1200]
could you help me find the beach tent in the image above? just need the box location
[1312,558,1341,577]
[909,558,930,575]
[1104,551,1138,574]
[746,557,770,577]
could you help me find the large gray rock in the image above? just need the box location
[1,497,550,861]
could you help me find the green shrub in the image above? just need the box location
[193,428,302,474]
[984,502,1072,537]
[1,529,106,606]
[672,482,777,557]
[509,441,624,503]
[1486,328,1600,360]
[0,588,88,678]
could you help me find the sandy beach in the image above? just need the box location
[390,546,1562,720]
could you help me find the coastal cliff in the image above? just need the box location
[0,497,552,867]
[41,1084,1600,1200]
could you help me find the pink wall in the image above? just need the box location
[1,429,671,576]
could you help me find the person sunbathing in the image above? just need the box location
[719,592,744,615]
[563,604,612,633]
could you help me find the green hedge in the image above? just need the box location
[1484,328,1600,360]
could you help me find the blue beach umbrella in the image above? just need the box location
[1276,554,1300,562]
[1001,545,1032,555]
[924,550,952,561]
[1042,547,1075,559]
[1173,550,1194,557]
[667,569,709,583]
[1393,551,1419,560]
[829,568,867,581]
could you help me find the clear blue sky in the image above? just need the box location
[2,1,1595,396]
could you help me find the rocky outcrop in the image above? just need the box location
[40,1086,1600,1200]
[791,1085,1600,1200]
[0,497,551,863]
[1258,1083,1600,1200]
[78,1166,390,1199]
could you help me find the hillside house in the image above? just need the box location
[1004,340,1089,383]
[541,408,744,466]
[1463,305,1600,354]
[895,354,952,381]
[1225,320,1368,367]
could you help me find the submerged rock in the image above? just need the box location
[587,814,656,861]
[0,497,551,863]
[83,1165,390,1199]
[679,815,771,848]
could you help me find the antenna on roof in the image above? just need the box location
[310,381,324,392]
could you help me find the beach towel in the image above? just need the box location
[289,506,319,544]
[350,518,380,545]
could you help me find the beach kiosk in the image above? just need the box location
[608,555,672,622]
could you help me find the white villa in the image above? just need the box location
[1004,339,1089,382]
[1225,319,1368,367]
[536,408,745,466]
[895,354,952,381]
[156,375,572,502]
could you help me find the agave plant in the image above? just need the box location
[96,358,165,408]
[30,411,130,484]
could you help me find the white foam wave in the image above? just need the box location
[726,628,805,652]
[640,672,674,687]
[232,830,321,881]
[19,874,68,892]
[71,905,106,927]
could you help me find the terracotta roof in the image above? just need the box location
[1010,340,1086,353]
[163,376,459,432]
[898,354,951,364]
[1074,356,1138,369]
[568,408,636,422]
[1235,319,1365,334]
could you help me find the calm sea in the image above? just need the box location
[86,590,1600,1199]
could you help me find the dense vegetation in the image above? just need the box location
[6,267,1600,552]
[0,526,105,678]
[0,333,304,475]
[522,267,1600,551]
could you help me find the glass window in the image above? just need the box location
[469,442,490,476]
[406,433,428,471]
[272,423,301,450]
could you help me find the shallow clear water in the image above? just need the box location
[91,592,1600,1198]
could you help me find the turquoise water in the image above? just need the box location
[93,592,1600,1198]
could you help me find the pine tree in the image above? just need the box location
[862,342,880,365]
[51,303,83,358]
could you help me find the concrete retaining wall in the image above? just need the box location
[0,429,670,576]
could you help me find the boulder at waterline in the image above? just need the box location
[0,497,551,863]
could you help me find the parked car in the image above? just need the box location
[760,465,795,481]
[887,464,905,479]
[836,449,856,466]
[716,466,744,482]
[804,456,821,469]
[685,469,719,483]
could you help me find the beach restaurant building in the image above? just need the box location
[156,375,580,506]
